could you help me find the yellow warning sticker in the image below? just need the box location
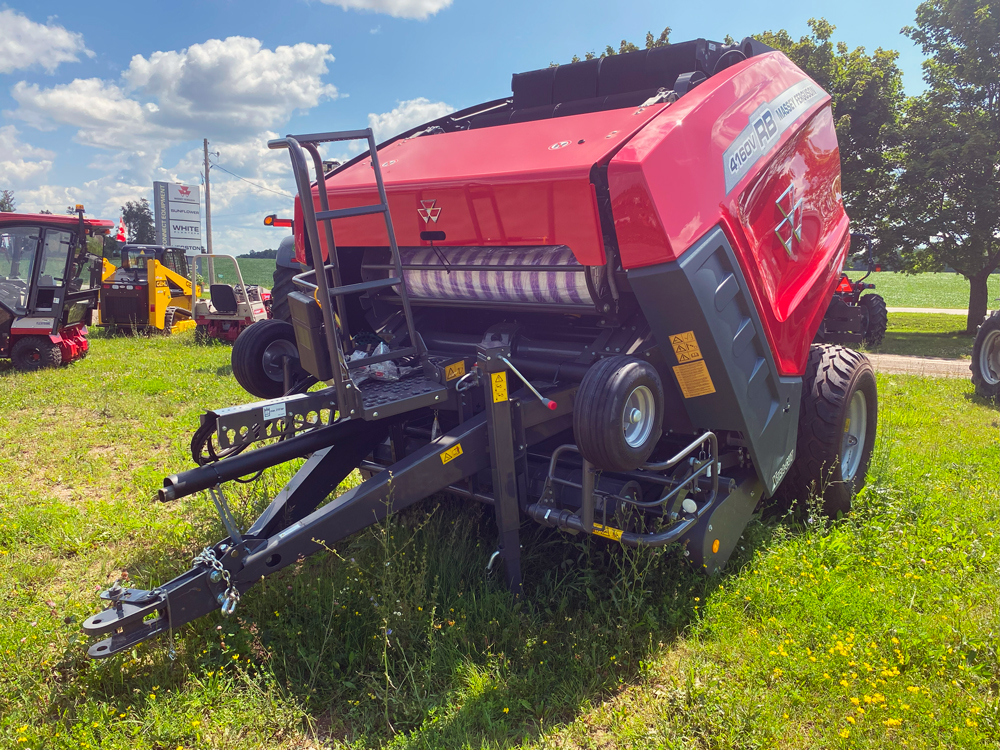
[673,360,717,398]
[593,524,624,542]
[440,443,463,465]
[669,330,704,363]
[491,371,508,403]
[445,360,466,381]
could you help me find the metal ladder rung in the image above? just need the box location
[347,346,416,369]
[316,204,386,221]
[326,277,401,297]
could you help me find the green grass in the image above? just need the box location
[865,313,976,359]
[1,334,997,748]
[858,271,1000,310]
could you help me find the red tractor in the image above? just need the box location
[86,36,881,657]
[817,233,888,348]
[0,207,112,371]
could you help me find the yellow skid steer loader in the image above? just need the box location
[98,245,199,334]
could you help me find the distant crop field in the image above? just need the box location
[222,263,992,312]
[850,271,999,310]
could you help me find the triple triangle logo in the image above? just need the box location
[417,199,442,224]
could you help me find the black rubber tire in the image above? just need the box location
[860,294,888,347]
[573,355,664,472]
[194,324,210,344]
[271,264,297,323]
[231,319,298,399]
[971,311,1000,400]
[779,344,878,517]
[11,336,62,371]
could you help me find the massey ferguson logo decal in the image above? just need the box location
[775,184,804,259]
[178,185,191,197]
[722,79,822,193]
[417,200,442,223]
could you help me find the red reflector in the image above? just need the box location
[150,304,156,312]
[836,276,853,293]
[875,265,882,272]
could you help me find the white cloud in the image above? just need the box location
[368,97,454,142]
[10,36,338,186]
[319,0,452,19]
[0,126,55,186]
[0,9,92,74]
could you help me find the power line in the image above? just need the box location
[210,161,294,198]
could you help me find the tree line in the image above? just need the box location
[580,1,999,332]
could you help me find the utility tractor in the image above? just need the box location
[189,253,271,342]
[0,207,112,371]
[85,36,880,659]
[99,244,198,334]
[817,234,888,348]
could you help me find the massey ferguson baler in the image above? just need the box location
[84,36,878,658]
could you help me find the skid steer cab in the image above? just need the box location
[0,207,112,371]
[85,35,881,659]
[189,253,271,342]
[99,244,199,334]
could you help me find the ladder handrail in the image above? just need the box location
[269,127,425,414]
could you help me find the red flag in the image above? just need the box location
[116,217,126,243]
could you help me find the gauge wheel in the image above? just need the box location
[573,355,664,472]
[231,319,300,399]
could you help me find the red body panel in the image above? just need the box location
[52,324,89,363]
[0,213,114,232]
[607,53,849,376]
[295,105,670,266]
[292,52,848,379]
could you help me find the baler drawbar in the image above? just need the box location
[85,35,878,658]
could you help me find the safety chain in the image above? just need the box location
[192,547,240,617]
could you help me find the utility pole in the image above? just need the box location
[203,138,214,282]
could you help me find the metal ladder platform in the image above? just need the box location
[268,129,445,420]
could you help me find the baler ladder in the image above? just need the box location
[268,130,428,418]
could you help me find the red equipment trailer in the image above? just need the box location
[0,207,112,371]
[85,37,878,658]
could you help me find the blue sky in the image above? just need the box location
[0,0,929,254]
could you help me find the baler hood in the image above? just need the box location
[296,103,670,267]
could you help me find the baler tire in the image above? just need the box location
[270,264,296,323]
[860,294,888,347]
[780,344,878,517]
[11,336,62,371]
[573,355,664,472]
[970,311,1000,400]
[232,319,298,399]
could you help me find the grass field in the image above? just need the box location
[845,272,996,310]
[1,333,997,749]
[864,313,976,359]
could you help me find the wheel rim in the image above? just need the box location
[622,385,655,448]
[262,338,298,382]
[840,389,868,481]
[979,329,1000,385]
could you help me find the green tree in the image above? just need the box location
[889,0,1000,332]
[0,190,15,212]
[758,19,906,262]
[122,198,155,244]
[572,27,670,63]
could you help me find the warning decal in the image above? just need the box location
[673,360,717,399]
[593,524,624,542]
[669,331,703,363]
[445,360,466,381]
[440,443,464,465]
[491,371,508,403]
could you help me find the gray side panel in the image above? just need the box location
[628,226,800,496]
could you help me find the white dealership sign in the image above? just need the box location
[153,181,202,252]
